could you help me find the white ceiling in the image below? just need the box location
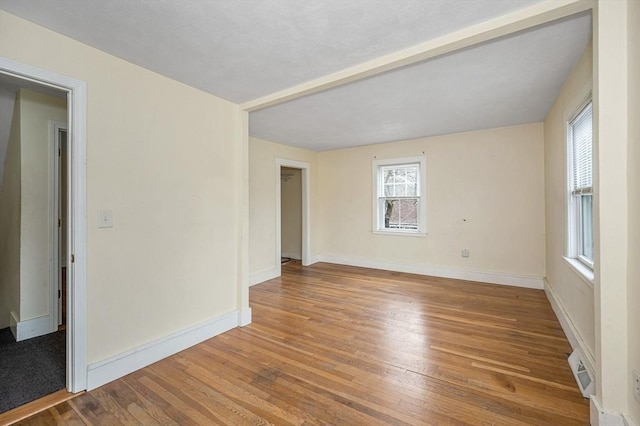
[251,13,592,151]
[0,0,592,151]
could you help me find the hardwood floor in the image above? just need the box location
[14,262,589,425]
[0,390,79,426]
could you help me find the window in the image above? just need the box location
[373,156,426,235]
[567,101,593,268]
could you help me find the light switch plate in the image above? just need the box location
[98,210,113,228]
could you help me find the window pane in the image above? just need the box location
[383,169,394,184]
[399,199,418,229]
[384,184,394,197]
[384,198,418,230]
[580,194,593,261]
[376,160,423,233]
[406,169,417,183]
[384,199,399,228]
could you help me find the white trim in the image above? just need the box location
[49,121,67,333]
[544,279,596,375]
[372,156,427,235]
[306,254,321,265]
[249,266,279,286]
[563,256,595,287]
[590,396,625,426]
[12,314,52,342]
[237,110,251,328]
[372,230,427,237]
[87,310,241,390]
[275,158,311,281]
[1,56,88,393]
[317,254,544,289]
[564,85,593,262]
[238,307,252,327]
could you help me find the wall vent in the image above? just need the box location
[568,348,595,398]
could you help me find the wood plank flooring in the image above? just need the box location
[0,390,79,425]
[14,262,589,425]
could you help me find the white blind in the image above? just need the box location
[570,102,593,194]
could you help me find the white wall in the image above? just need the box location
[18,89,67,321]
[0,10,244,364]
[0,90,21,329]
[280,167,302,260]
[249,137,320,282]
[543,42,594,364]
[318,123,545,281]
[626,0,640,422]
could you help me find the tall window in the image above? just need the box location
[568,101,593,268]
[373,156,426,235]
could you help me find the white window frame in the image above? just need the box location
[566,97,594,272]
[372,156,426,236]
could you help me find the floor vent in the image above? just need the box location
[568,348,594,398]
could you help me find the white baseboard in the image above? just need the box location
[544,280,596,376]
[317,254,544,289]
[239,307,252,326]
[249,267,279,286]
[591,396,626,426]
[304,254,321,266]
[11,312,52,342]
[87,310,241,390]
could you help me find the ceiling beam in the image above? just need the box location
[240,0,594,112]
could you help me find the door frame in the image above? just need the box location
[49,121,67,330]
[1,57,88,393]
[275,158,310,277]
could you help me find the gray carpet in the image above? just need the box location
[0,327,65,413]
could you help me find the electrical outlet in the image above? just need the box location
[461,249,470,258]
[634,370,640,403]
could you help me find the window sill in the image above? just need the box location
[563,256,595,288]
[372,230,427,237]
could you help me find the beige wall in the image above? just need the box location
[0,91,22,329]
[19,89,67,321]
[0,11,244,363]
[280,167,302,259]
[626,0,640,422]
[543,43,594,362]
[249,137,319,279]
[594,0,639,421]
[318,123,545,278]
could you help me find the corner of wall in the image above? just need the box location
[590,396,627,426]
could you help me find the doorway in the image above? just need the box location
[275,158,311,277]
[0,56,88,400]
[52,125,68,331]
[280,167,302,265]
[0,75,68,412]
